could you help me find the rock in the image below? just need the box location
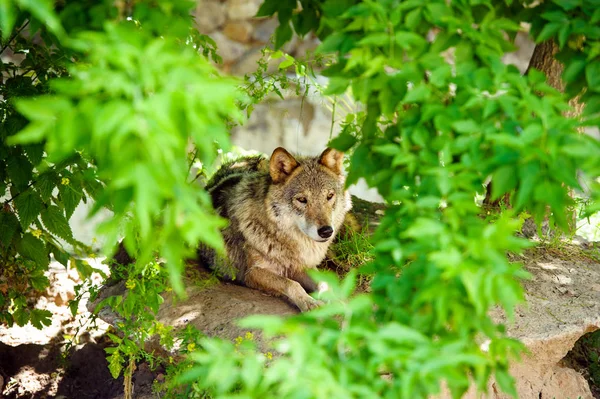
[292,34,321,57]
[231,46,279,76]
[438,246,600,399]
[223,21,254,43]
[209,31,249,64]
[227,0,262,20]
[193,0,226,34]
[91,204,600,399]
[158,276,297,351]
[252,18,277,43]
[230,86,353,156]
[502,31,536,75]
[45,273,76,306]
[90,273,297,355]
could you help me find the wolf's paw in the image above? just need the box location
[295,295,324,312]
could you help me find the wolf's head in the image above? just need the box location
[266,147,352,243]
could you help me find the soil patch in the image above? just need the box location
[0,259,162,399]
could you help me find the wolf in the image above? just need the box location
[199,147,352,311]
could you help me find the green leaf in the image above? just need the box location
[29,275,49,290]
[586,62,600,91]
[108,352,123,379]
[278,56,294,70]
[514,162,540,211]
[359,33,390,46]
[29,309,52,329]
[536,22,562,43]
[49,244,70,267]
[23,143,44,166]
[403,84,430,103]
[540,10,568,22]
[13,308,29,327]
[491,165,518,200]
[255,0,278,17]
[495,368,517,397]
[20,0,65,38]
[16,233,49,267]
[36,173,58,202]
[452,120,479,134]
[41,205,73,241]
[0,0,17,40]
[14,190,43,229]
[6,152,33,191]
[59,184,82,220]
[324,77,350,95]
[0,210,20,246]
[583,94,600,116]
[554,0,581,11]
[378,322,428,344]
[373,144,400,156]
[317,33,346,54]
[329,131,357,152]
[425,3,448,24]
[563,59,586,84]
[557,23,570,49]
[74,258,94,279]
[405,7,422,30]
[274,22,293,49]
[69,298,80,317]
[403,218,445,238]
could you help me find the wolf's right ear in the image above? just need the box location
[319,148,344,175]
[270,147,299,183]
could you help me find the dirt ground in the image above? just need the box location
[0,260,163,399]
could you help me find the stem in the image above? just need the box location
[3,180,36,206]
[329,96,337,140]
[0,21,30,56]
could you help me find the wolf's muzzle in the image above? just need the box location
[317,226,333,239]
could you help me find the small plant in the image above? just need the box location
[97,259,173,379]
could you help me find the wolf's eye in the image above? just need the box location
[327,192,335,201]
[296,197,308,204]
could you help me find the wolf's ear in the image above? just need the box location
[270,147,299,183]
[319,148,344,175]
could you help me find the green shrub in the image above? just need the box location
[0,0,599,398]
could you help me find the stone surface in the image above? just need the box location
[438,247,600,399]
[231,46,278,75]
[502,31,536,74]
[193,0,226,34]
[293,34,320,57]
[210,31,249,64]
[252,18,278,43]
[223,20,254,43]
[92,241,600,399]
[159,277,296,350]
[227,0,262,20]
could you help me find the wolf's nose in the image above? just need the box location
[317,226,333,239]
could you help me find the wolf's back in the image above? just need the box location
[197,155,268,279]
[205,155,266,213]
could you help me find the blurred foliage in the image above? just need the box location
[183,0,600,398]
[0,0,599,398]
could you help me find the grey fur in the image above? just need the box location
[198,148,352,311]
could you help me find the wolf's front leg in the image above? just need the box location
[245,267,320,312]
[289,269,318,293]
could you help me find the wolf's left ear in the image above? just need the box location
[270,147,299,183]
[319,148,344,175]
